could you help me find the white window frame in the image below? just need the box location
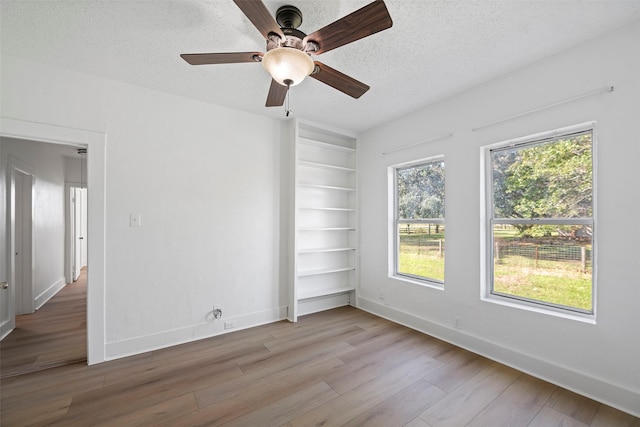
[390,156,445,287]
[481,122,597,321]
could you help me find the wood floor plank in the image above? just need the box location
[590,405,640,427]
[262,324,365,352]
[404,417,431,427]
[94,392,199,426]
[423,350,492,393]
[289,355,442,426]
[218,381,339,427]
[1,364,106,415]
[342,379,446,427]
[235,338,355,375]
[175,358,350,426]
[0,396,72,426]
[326,332,444,395]
[102,341,268,386]
[546,387,600,424]
[337,327,428,369]
[528,406,589,427]
[466,373,557,426]
[419,362,522,427]
[55,360,244,425]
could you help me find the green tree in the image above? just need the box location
[492,134,592,236]
[397,161,445,227]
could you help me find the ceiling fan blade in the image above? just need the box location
[310,62,370,99]
[180,52,263,65]
[266,79,288,107]
[233,0,285,41]
[304,0,393,55]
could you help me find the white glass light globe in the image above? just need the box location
[262,47,314,87]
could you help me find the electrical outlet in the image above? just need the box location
[213,304,222,319]
[224,320,236,330]
[454,316,461,329]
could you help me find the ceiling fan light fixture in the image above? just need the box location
[262,47,314,87]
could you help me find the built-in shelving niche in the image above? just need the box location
[290,121,358,321]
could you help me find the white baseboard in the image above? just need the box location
[357,296,640,418]
[298,293,352,317]
[105,305,288,360]
[35,277,67,310]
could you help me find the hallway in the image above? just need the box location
[0,269,87,378]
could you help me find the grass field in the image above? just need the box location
[398,228,445,282]
[398,225,592,311]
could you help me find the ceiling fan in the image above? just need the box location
[180,0,393,107]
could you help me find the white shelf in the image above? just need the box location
[298,183,356,192]
[299,160,355,173]
[298,207,355,212]
[298,285,355,300]
[298,247,356,254]
[297,227,355,231]
[297,266,355,277]
[299,137,356,153]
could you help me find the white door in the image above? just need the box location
[14,169,34,315]
[0,143,14,340]
[79,188,88,270]
[73,188,82,281]
[71,187,87,281]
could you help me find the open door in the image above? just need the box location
[70,186,88,282]
[14,168,34,315]
[1,155,36,339]
[0,142,12,340]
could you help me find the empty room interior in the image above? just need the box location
[1,0,639,425]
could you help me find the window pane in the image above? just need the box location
[492,224,592,312]
[398,222,445,282]
[492,132,592,219]
[397,161,445,220]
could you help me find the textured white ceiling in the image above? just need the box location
[2,1,640,133]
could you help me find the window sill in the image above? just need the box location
[482,294,596,324]
[390,274,444,291]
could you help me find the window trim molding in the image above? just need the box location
[480,122,597,321]
[389,155,445,287]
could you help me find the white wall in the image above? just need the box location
[1,53,289,359]
[0,137,68,309]
[357,21,640,415]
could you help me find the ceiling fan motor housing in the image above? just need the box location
[276,5,303,29]
[267,5,309,52]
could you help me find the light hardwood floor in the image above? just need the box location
[0,269,87,378]
[1,301,639,426]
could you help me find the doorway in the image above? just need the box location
[0,117,106,365]
[0,145,89,377]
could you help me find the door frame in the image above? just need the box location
[9,157,35,315]
[1,117,107,365]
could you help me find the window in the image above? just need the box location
[393,159,445,284]
[487,127,594,314]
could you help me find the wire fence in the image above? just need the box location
[399,238,444,258]
[494,242,591,273]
